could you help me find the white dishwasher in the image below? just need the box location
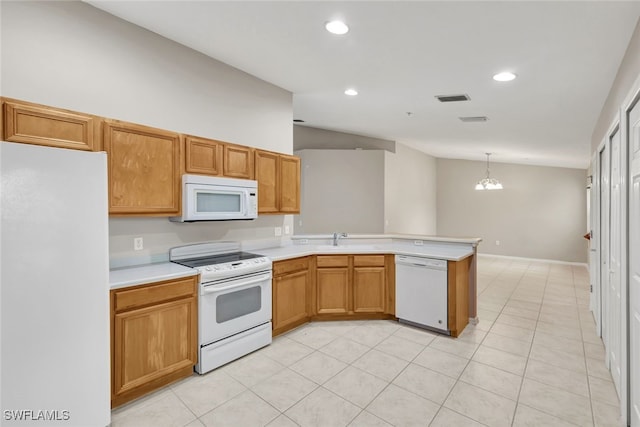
[395,255,449,334]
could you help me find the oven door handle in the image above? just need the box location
[202,273,271,295]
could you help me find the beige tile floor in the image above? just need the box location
[111,256,624,427]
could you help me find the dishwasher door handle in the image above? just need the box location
[396,256,447,270]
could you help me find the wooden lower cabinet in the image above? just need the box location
[353,267,385,313]
[448,257,471,337]
[111,276,198,408]
[272,257,312,336]
[316,268,350,314]
[315,254,388,318]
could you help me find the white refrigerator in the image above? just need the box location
[1,142,110,426]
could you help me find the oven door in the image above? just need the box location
[199,270,272,345]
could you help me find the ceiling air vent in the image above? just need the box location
[436,94,470,102]
[459,116,488,122]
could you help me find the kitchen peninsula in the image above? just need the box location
[254,234,481,337]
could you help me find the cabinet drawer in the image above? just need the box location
[273,257,309,276]
[113,276,197,312]
[316,255,349,268]
[353,255,385,267]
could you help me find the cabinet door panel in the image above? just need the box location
[255,150,279,213]
[104,121,180,215]
[185,136,222,176]
[353,267,385,313]
[3,99,98,151]
[223,144,253,179]
[113,298,196,396]
[274,270,308,331]
[316,268,349,314]
[279,154,300,213]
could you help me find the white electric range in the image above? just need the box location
[170,242,272,374]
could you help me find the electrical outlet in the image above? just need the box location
[414,240,424,246]
[284,225,290,235]
[134,237,143,251]
[275,227,283,237]
[496,240,501,246]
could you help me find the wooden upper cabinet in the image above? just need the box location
[254,149,301,215]
[279,154,301,214]
[104,120,181,215]
[223,143,253,179]
[2,98,99,151]
[184,135,223,176]
[255,150,279,213]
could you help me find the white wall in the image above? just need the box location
[592,19,640,151]
[436,159,588,263]
[295,149,385,234]
[1,1,294,267]
[384,144,437,235]
[294,125,395,152]
[294,143,438,236]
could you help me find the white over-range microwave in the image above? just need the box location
[170,174,258,222]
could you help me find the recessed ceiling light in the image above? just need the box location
[344,88,358,96]
[493,72,517,82]
[325,20,349,35]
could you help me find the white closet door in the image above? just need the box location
[600,143,611,354]
[609,126,622,396]
[628,95,640,427]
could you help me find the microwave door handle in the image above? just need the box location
[202,273,271,294]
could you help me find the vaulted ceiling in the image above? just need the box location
[87,1,640,168]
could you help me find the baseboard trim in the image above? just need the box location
[478,253,588,268]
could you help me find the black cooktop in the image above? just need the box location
[172,251,263,268]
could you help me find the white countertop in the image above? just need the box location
[255,242,475,262]
[109,235,479,289]
[109,262,199,290]
[292,233,482,246]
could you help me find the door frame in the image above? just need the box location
[621,73,640,426]
[596,133,611,347]
[589,150,600,335]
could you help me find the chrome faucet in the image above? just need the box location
[332,232,348,246]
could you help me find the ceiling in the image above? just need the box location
[87,1,640,169]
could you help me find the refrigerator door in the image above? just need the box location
[1,142,110,426]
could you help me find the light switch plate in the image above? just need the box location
[284,225,290,235]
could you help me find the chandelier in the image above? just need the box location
[475,153,503,190]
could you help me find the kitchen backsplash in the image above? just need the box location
[109,215,294,268]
